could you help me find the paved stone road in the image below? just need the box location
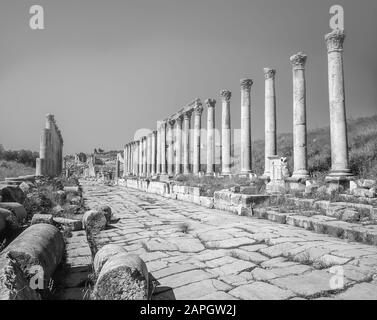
[77,181,377,300]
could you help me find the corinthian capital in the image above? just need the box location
[168,119,176,127]
[263,68,276,79]
[290,52,307,70]
[325,29,345,53]
[205,99,216,108]
[220,90,232,102]
[193,101,203,116]
[184,110,192,120]
[240,79,253,91]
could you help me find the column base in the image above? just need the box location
[325,169,354,180]
[291,170,310,182]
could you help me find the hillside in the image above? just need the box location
[245,114,377,179]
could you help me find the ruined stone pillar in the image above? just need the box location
[131,142,135,175]
[183,111,192,174]
[206,99,216,175]
[128,143,132,174]
[160,121,167,175]
[290,52,310,179]
[325,30,353,180]
[167,120,175,176]
[240,79,253,174]
[220,90,232,175]
[175,115,183,175]
[156,123,161,175]
[151,131,157,176]
[193,101,203,175]
[263,68,277,178]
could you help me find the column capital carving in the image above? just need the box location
[183,110,192,120]
[152,130,157,136]
[168,119,176,127]
[220,90,232,102]
[325,29,345,53]
[176,114,184,123]
[194,102,203,116]
[263,68,276,79]
[240,79,253,91]
[290,52,307,70]
[205,99,216,108]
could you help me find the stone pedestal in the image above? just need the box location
[193,101,203,175]
[240,79,253,174]
[220,90,232,175]
[325,30,354,182]
[263,68,277,178]
[206,99,216,175]
[290,53,310,180]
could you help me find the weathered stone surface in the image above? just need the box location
[335,283,377,300]
[92,253,149,300]
[98,205,112,224]
[229,282,294,300]
[93,244,127,274]
[270,270,349,296]
[0,254,41,300]
[158,269,214,289]
[1,224,64,281]
[0,185,25,204]
[31,213,54,225]
[53,217,83,231]
[0,203,27,222]
[82,210,107,232]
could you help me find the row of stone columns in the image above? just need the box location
[121,29,352,181]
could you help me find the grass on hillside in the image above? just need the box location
[0,160,35,181]
[246,114,377,180]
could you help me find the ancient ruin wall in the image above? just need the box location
[36,114,64,177]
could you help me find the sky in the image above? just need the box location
[0,0,376,155]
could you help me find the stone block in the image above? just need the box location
[53,217,83,231]
[31,213,54,225]
[0,203,27,222]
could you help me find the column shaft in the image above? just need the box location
[221,91,232,175]
[193,102,203,175]
[183,112,192,174]
[263,69,277,178]
[206,99,216,175]
[290,53,309,179]
[175,116,183,175]
[325,30,352,179]
[240,79,253,174]
[151,131,157,176]
[160,122,167,174]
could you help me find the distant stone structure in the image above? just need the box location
[36,114,63,177]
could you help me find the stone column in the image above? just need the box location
[131,142,135,175]
[240,79,253,174]
[167,120,175,176]
[151,130,157,176]
[193,101,203,175]
[325,30,353,180]
[142,137,148,177]
[183,111,192,174]
[220,90,232,175]
[156,123,161,175]
[290,52,310,179]
[175,115,183,175]
[134,141,140,176]
[146,134,152,177]
[123,145,127,177]
[160,121,167,175]
[138,139,143,177]
[263,68,277,178]
[206,99,216,175]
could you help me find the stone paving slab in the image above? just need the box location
[69,180,377,300]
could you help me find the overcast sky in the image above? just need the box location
[0,0,376,154]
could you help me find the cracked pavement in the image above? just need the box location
[75,181,377,300]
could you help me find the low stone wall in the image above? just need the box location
[119,178,274,213]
